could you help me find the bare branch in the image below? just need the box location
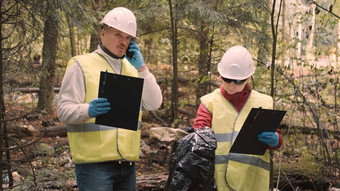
[312,1,340,19]
[255,0,271,14]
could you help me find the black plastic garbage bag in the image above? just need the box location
[165,127,217,191]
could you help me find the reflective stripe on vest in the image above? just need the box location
[66,122,141,132]
[215,154,270,171]
[201,89,273,191]
[214,132,239,143]
[65,52,142,164]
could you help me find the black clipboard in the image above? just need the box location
[95,71,144,131]
[229,107,286,155]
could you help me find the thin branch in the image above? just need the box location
[255,0,271,15]
[255,59,336,161]
[312,1,340,19]
[0,95,54,123]
[0,2,18,24]
[275,0,283,37]
[1,132,46,152]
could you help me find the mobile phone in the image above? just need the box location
[126,40,135,59]
[126,48,134,58]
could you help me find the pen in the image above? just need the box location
[101,69,108,95]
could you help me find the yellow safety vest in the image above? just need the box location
[65,52,142,164]
[201,89,273,191]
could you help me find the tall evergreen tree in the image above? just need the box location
[37,1,59,113]
[0,1,43,188]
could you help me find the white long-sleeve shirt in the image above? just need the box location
[57,46,162,124]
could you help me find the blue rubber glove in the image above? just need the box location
[258,132,279,147]
[88,98,111,118]
[125,41,145,70]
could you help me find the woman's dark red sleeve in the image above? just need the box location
[269,129,283,150]
[193,103,212,129]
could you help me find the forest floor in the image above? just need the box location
[3,103,340,191]
[4,104,173,191]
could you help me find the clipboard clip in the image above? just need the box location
[254,107,262,120]
[249,107,262,128]
[101,69,108,94]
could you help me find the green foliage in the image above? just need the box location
[1,0,339,188]
[54,145,69,156]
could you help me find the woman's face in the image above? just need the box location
[221,76,250,95]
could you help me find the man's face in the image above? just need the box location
[100,27,133,57]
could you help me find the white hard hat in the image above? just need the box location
[100,7,137,37]
[217,46,255,80]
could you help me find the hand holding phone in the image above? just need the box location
[126,43,134,58]
[125,41,145,70]
[125,38,137,58]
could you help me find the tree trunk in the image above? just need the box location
[296,1,303,78]
[289,7,297,75]
[256,0,271,77]
[335,19,340,133]
[66,16,76,57]
[196,23,209,107]
[0,2,5,187]
[37,4,59,113]
[337,19,340,70]
[280,0,286,68]
[305,3,316,61]
[89,0,103,52]
[0,3,14,189]
[169,0,179,127]
[270,0,283,190]
[0,1,13,188]
[90,25,102,52]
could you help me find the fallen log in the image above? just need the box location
[13,87,60,93]
[137,173,168,191]
[40,125,67,137]
[280,124,340,139]
[274,161,339,191]
[8,125,67,138]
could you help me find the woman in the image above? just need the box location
[193,46,283,191]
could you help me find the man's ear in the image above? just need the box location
[100,30,105,40]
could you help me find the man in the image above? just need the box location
[57,7,162,191]
[193,46,283,191]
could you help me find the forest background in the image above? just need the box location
[0,0,339,190]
